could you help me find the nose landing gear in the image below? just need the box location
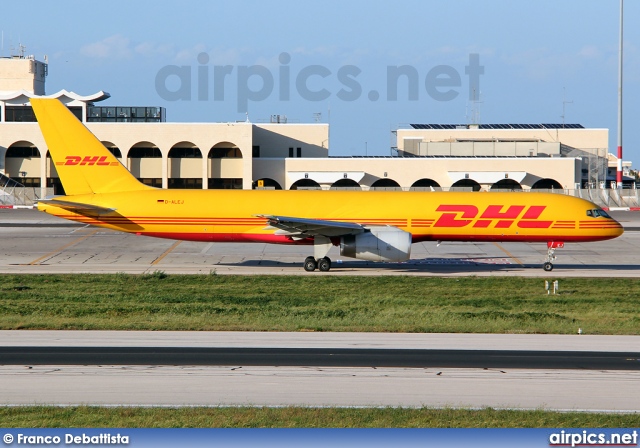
[543,241,564,271]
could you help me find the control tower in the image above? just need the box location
[0,45,48,95]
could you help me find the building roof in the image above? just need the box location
[0,89,110,104]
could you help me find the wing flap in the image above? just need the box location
[257,214,365,238]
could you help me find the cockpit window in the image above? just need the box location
[587,209,611,218]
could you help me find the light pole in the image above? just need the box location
[616,0,624,186]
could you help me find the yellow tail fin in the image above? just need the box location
[31,98,151,195]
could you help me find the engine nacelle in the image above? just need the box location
[340,226,412,262]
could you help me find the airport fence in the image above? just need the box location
[571,188,640,209]
[0,186,54,206]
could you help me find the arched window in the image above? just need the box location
[330,179,361,190]
[290,179,321,190]
[5,141,41,187]
[531,178,562,190]
[451,179,481,191]
[370,179,401,190]
[490,179,523,191]
[208,142,242,190]
[128,141,162,187]
[101,141,122,158]
[410,178,440,190]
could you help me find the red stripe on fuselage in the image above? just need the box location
[139,232,619,245]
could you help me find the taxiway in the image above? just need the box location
[0,209,638,276]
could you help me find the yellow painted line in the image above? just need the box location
[28,229,99,265]
[151,241,182,266]
[492,242,525,266]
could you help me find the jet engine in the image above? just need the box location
[340,226,412,262]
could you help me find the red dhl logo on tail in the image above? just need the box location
[434,204,552,229]
[56,156,119,166]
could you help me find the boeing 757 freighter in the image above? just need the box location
[30,98,623,272]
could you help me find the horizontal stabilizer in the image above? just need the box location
[38,199,115,216]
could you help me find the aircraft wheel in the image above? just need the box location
[304,256,317,272]
[318,257,331,272]
[543,262,554,272]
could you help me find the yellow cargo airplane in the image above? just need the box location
[31,98,623,272]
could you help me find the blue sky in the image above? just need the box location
[3,1,639,164]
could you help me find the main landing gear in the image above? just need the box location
[303,236,334,272]
[543,241,564,272]
[304,256,332,272]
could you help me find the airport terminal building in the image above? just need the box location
[0,53,629,202]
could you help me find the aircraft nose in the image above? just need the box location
[614,218,625,236]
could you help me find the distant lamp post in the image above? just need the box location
[19,171,27,180]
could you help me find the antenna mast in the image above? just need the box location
[467,87,482,125]
[561,87,573,128]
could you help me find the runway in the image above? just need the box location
[1,332,639,411]
[3,347,639,370]
[0,209,639,276]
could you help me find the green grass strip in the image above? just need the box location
[0,274,638,333]
[1,406,639,428]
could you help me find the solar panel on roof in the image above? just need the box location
[409,123,585,130]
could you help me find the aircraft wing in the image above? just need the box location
[257,214,365,238]
[37,199,116,216]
